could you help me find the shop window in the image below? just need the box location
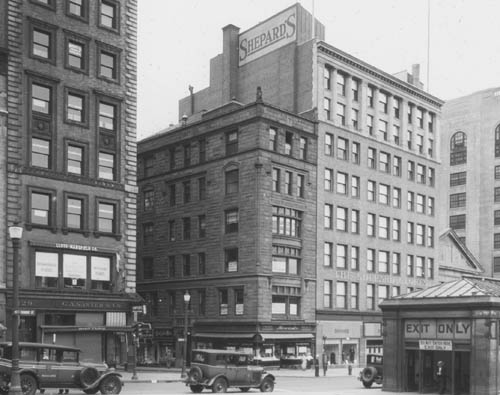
[35,251,59,288]
[63,253,86,288]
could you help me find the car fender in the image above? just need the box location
[206,373,227,387]
[83,371,122,390]
[262,373,275,383]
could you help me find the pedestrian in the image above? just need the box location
[322,354,328,376]
[435,360,446,394]
[301,354,307,371]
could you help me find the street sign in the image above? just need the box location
[132,305,144,313]
[14,310,35,316]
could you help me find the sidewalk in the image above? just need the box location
[118,366,362,383]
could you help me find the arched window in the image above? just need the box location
[450,132,467,165]
[495,125,500,157]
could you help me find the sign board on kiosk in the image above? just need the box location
[404,319,472,340]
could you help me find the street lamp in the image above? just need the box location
[8,225,23,395]
[180,291,191,378]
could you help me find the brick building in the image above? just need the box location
[139,3,443,366]
[440,88,500,277]
[0,0,139,365]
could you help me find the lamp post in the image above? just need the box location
[8,225,23,395]
[180,291,191,378]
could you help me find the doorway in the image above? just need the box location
[453,352,470,395]
[405,349,419,392]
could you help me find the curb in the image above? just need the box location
[123,379,183,383]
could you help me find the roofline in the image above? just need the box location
[381,295,500,310]
[238,3,301,36]
[439,228,483,271]
[317,41,444,108]
[443,86,500,103]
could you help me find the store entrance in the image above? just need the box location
[405,350,419,392]
[453,351,470,395]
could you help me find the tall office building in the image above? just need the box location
[138,3,443,366]
[440,88,500,277]
[0,0,138,364]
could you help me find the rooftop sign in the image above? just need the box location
[238,6,296,66]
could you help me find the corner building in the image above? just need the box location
[0,0,139,365]
[139,3,443,366]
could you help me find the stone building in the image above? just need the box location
[0,0,139,365]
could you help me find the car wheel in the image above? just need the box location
[362,366,377,382]
[239,388,250,392]
[190,384,204,393]
[99,375,122,394]
[189,366,203,382]
[20,374,37,395]
[211,377,227,393]
[79,366,99,387]
[362,380,373,388]
[260,377,274,392]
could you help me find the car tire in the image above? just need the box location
[99,375,122,394]
[79,367,99,387]
[362,380,373,388]
[20,374,37,395]
[211,377,227,393]
[189,366,203,382]
[190,384,204,393]
[362,366,377,382]
[239,388,250,392]
[260,377,274,392]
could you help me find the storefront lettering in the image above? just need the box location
[61,301,122,309]
[336,270,426,286]
[405,319,471,339]
[406,323,431,334]
[55,243,98,252]
[437,322,470,335]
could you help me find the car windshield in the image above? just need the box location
[367,355,383,364]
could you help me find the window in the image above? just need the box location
[450,214,466,230]
[337,137,348,160]
[450,172,466,186]
[66,92,85,123]
[284,171,292,195]
[496,125,500,157]
[225,209,239,233]
[336,281,347,309]
[67,144,83,175]
[198,177,206,200]
[367,86,374,107]
[100,0,118,30]
[324,281,332,308]
[143,189,154,211]
[168,220,175,241]
[351,176,360,198]
[367,249,375,272]
[272,245,300,275]
[98,101,116,131]
[378,285,389,304]
[169,146,176,169]
[379,152,390,173]
[325,168,333,191]
[234,289,244,315]
[428,226,435,247]
[272,287,300,316]
[198,253,206,275]
[496,188,500,203]
[336,206,347,231]
[428,167,435,187]
[219,289,228,315]
[324,204,333,229]
[408,104,413,124]
[352,78,359,101]
[66,197,83,229]
[494,234,500,249]
[336,244,347,269]
[368,147,376,169]
[225,248,238,272]
[99,50,118,80]
[378,250,389,273]
[67,0,87,18]
[67,40,85,70]
[378,216,389,239]
[407,191,414,211]
[379,184,389,205]
[407,255,414,277]
[407,130,413,150]
[379,91,388,113]
[336,172,347,194]
[351,142,360,164]
[351,108,359,129]
[183,255,191,276]
[32,83,51,114]
[392,187,401,208]
[272,168,280,192]
[495,210,500,226]
[367,114,374,135]
[367,284,375,310]
[367,213,376,237]
[169,184,176,206]
[142,223,154,245]
[416,224,425,246]
[417,164,426,184]
[428,113,434,132]
[198,139,206,163]
[226,131,238,155]
[417,108,424,128]
[427,197,435,216]
[351,283,359,309]
[97,202,115,233]
[32,28,52,59]
[416,194,425,213]
[324,242,333,267]
[392,252,401,275]
[182,217,191,240]
[450,132,467,165]
[198,215,206,238]
[325,133,333,156]
[285,132,293,155]
[324,67,331,89]
[299,137,307,160]
[392,218,401,241]
[337,73,346,95]
[416,256,425,277]
[225,169,239,194]
[272,206,302,237]
[393,97,400,119]
[324,97,331,120]
[407,222,414,244]
[98,152,114,180]
[31,138,50,168]
[183,144,191,167]
[428,138,434,157]
[336,103,346,125]
[427,258,434,279]
[351,209,360,234]
[408,160,415,181]
[351,246,359,270]
[393,125,400,145]
[450,193,466,208]
[142,258,154,281]
[367,180,376,202]
[378,120,388,141]
[31,191,51,226]
[296,174,305,198]
[143,156,154,178]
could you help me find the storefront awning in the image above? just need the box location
[40,325,133,333]
[195,332,256,339]
[262,333,314,340]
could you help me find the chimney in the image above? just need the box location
[222,24,240,102]
[411,64,420,86]
[188,85,195,115]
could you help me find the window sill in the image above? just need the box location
[25,223,57,233]
[62,227,90,237]
[94,231,121,241]
[98,75,120,85]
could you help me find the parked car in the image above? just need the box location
[0,342,123,395]
[358,354,383,388]
[185,349,275,393]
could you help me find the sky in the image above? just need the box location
[137,0,500,139]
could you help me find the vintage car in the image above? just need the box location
[358,353,383,388]
[185,349,275,393]
[0,342,123,395]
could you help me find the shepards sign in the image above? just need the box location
[238,7,297,66]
